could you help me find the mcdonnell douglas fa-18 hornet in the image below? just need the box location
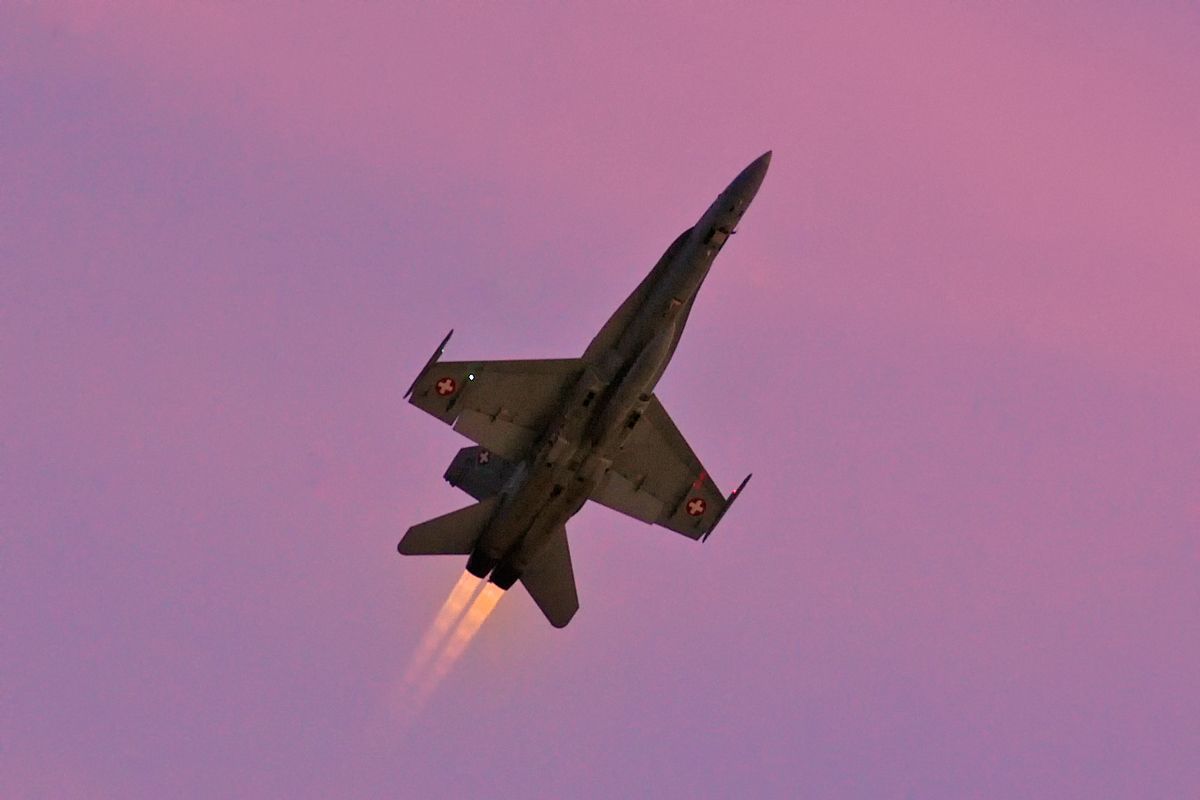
[399,152,771,627]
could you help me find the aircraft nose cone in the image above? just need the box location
[725,150,772,206]
[743,150,772,183]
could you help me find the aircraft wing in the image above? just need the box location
[408,357,585,463]
[589,395,748,541]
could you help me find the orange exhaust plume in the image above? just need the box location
[414,582,506,704]
[400,571,482,691]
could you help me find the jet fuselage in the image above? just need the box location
[465,153,771,589]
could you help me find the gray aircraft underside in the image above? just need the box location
[399,152,771,627]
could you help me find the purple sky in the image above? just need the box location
[5,3,1198,797]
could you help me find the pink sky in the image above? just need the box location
[5,3,1198,797]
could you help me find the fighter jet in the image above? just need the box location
[399,152,771,627]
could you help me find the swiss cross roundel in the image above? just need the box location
[434,377,457,396]
[686,497,707,517]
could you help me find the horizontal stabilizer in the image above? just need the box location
[520,526,579,628]
[398,496,500,556]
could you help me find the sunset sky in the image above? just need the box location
[5,3,1198,797]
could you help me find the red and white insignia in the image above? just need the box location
[686,497,707,517]
[435,377,457,396]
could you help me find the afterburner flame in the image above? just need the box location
[401,571,482,690]
[415,582,506,703]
